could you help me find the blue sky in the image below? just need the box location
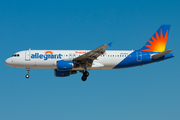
[0,0,180,120]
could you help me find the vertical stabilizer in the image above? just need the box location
[139,25,170,52]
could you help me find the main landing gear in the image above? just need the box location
[81,71,89,81]
[25,68,30,79]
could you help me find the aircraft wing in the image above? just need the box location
[73,42,112,68]
[151,49,173,59]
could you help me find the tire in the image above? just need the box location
[84,71,89,77]
[81,75,87,81]
[25,74,29,79]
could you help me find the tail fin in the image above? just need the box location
[139,25,170,52]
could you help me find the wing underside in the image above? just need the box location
[73,43,112,69]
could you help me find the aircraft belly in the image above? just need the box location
[18,59,57,69]
[72,57,125,71]
[96,57,125,69]
[72,54,130,70]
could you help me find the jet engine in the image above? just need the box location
[57,60,73,70]
[54,60,77,77]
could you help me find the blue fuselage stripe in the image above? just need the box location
[113,51,174,69]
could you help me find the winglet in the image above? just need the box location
[107,42,113,47]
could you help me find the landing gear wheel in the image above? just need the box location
[25,68,30,79]
[84,71,89,77]
[80,69,89,81]
[81,75,87,81]
[25,74,30,79]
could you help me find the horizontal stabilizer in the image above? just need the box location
[152,49,173,59]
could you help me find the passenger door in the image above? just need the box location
[136,51,142,62]
[25,49,31,61]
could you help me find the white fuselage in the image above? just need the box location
[5,50,134,70]
[4,25,174,80]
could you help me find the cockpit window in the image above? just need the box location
[12,54,20,57]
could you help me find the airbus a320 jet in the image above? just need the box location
[5,25,174,81]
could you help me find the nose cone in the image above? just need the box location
[5,58,12,66]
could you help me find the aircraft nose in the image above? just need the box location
[5,58,11,66]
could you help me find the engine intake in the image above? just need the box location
[57,60,73,70]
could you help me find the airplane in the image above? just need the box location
[5,25,174,81]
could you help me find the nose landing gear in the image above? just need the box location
[81,71,89,81]
[25,74,30,78]
[25,68,30,79]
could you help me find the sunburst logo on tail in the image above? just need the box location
[140,25,170,52]
[142,29,168,52]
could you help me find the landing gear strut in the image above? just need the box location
[81,71,89,81]
[25,68,30,79]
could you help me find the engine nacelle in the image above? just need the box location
[57,60,73,70]
[54,69,77,77]
[54,69,70,77]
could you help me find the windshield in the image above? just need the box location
[11,54,20,57]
